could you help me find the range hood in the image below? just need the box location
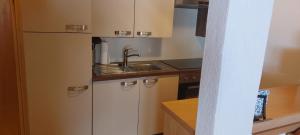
[175,0,209,9]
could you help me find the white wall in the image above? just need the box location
[261,0,300,88]
[103,8,205,62]
[160,8,205,59]
[104,38,162,62]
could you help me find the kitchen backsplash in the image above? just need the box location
[103,38,162,62]
[102,8,205,62]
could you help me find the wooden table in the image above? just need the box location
[161,85,300,135]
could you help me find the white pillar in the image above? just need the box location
[196,0,274,135]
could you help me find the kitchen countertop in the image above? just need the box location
[161,85,300,134]
[161,58,202,70]
[93,61,180,81]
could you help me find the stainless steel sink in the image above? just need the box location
[125,63,162,72]
[93,61,175,76]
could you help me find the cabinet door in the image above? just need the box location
[135,0,175,38]
[93,79,139,135]
[20,0,91,33]
[23,33,92,135]
[163,113,192,135]
[138,76,179,135]
[92,0,134,37]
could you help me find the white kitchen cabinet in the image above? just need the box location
[134,0,175,38]
[20,0,91,33]
[138,75,179,135]
[93,75,179,135]
[163,112,191,135]
[92,0,175,37]
[23,33,92,135]
[92,0,134,37]
[93,79,139,135]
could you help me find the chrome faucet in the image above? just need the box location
[122,47,140,68]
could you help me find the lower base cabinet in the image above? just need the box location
[93,78,139,135]
[163,113,192,135]
[93,75,179,135]
[138,76,179,135]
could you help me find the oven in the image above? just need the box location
[178,82,200,99]
[177,70,201,100]
[161,59,202,100]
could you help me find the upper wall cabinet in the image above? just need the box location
[92,0,175,38]
[135,0,175,38]
[92,0,135,37]
[20,0,91,33]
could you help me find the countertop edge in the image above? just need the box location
[93,71,180,81]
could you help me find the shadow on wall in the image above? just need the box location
[261,33,300,88]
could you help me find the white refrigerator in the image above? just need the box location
[23,33,92,135]
[20,0,93,134]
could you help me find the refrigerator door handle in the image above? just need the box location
[68,85,89,92]
[65,24,88,32]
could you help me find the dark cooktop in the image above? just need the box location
[161,58,202,70]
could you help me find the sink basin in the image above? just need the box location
[94,62,167,76]
[125,63,162,72]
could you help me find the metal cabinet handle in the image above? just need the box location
[65,25,88,32]
[137,31,152,37]
[67,85,89,92]
[115,30,131,36]
[143,79,158,88]
[121,80,137,87]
